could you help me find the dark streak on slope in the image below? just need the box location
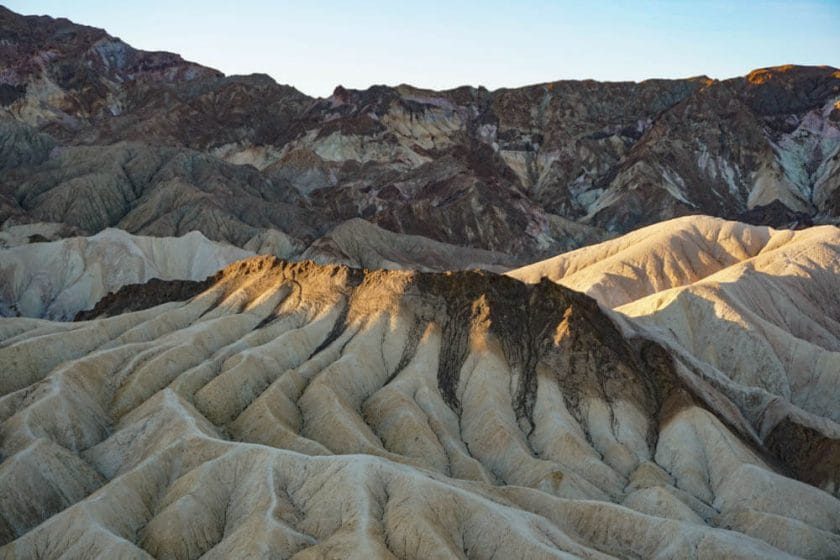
[765,417,840,494]
[67,255,833,499]
[409,271,673,435]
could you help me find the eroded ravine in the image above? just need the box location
[1,256,838,559]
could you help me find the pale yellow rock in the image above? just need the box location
[1,226,838,559]
[0,229,251,320]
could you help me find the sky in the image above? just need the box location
[5,1,840,97]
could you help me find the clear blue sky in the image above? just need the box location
[6,1,839,97]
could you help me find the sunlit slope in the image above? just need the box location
[615,223,840,499]
[1,256,838,558]
[507,215,801,307]
[511,215,840,503]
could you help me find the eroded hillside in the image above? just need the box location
[1,254,838,558]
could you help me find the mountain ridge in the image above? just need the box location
[2,242,839,558]
[1,6,838,266]
[509,215,840,503]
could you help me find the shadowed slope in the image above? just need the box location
[301,217,520,272]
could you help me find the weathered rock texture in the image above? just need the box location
[0,221,520,322]
[511,215,840,511]
[0,228,250,319]
[299,217,518,272]
[1,246,838,559]
[1,7,839,264]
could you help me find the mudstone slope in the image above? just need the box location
[0,228,251,320]
[0,222,521,321]
[1,253,839,559]
[510,215,840,510]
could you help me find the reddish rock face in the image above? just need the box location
[1,6,839,263]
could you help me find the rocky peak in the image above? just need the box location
[0,6,220,86]
[737,64,840,115]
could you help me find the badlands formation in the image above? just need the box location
[509,216,840,497]
[0,217,838,559]
[0,6,839,560]
[0,228,250,320]
[0,221,517,322]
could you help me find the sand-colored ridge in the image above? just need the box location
[1,249,838,558]
[510,215,840,502]
[508,215,786,307]
[0,228,252,320]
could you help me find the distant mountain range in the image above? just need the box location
[1,6,838,267]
